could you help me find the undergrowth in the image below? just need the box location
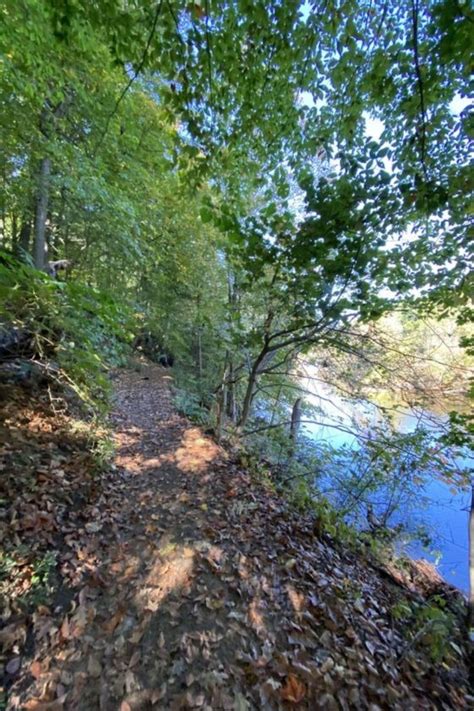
[173,388,211,426]
[0,251,133,408]
[237,439,468,665]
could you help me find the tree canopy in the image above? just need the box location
[0,0,472,466]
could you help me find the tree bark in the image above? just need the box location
[215,360,230,442]
[289,396,302,459]
[17,217,32,257]
[33,156,52,270]
[33,96,70,270]
[290,397,302,442]
[216,382,226,442]
[197,328,203,380]
[11,213,18,252]
[238,348,269,430]
[226,360,236,422]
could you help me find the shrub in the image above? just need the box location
[0,251,133,406]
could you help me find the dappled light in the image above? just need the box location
[2,363,471,709]
[134,544,195,613]
[174,427,221,473]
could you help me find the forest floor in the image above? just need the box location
[1,361,472,710]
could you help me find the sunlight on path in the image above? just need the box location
[9,362,470,711]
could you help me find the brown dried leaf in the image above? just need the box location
[31,660,43,679]
[103,608,124,635]
[0,621,27,651]
[280,674,306,704]
[129,649,141,668]
[23,697,66,711]
[60,616,70,640]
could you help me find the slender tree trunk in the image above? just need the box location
[33,95,70,270]
[1,166,6,244]
[197,328,203,380]
[226,360,236,422]
[216,382,226,442]
[33,156,51,270]
[270,383,284,427]
[16,217,32,258]
[216,361,230,442]
[238,348,269,430]
[11,213,18,252]
[290,397,302,442]
[289,397,302,459]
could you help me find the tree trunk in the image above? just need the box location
[197,328,203,380]
[33,156,52,270]
[216,382,226,442]
[238,349,267,431]
[290,397,302,442]
[289,397,302,459]
[15,217,32,258]
[11,213,18,252]
[33,95,71,270]
[215,360,230,442]
[226,360,237,422]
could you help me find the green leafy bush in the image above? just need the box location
[0,252,133,406]
[173,388,211,425]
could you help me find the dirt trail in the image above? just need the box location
[5,363,471,710]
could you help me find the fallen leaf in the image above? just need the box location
[31,660,43,679]
[87,655,102,678]
[60,616,70,640]
[234,692,250,710]
[0,621,27,651]
[280,674,306,703]
[103,608,124,635]
[85,521,102,533]
[6,656,21,675]
[129,649,141,668]
[23,698,66,711]
[125,669,140,694]
[354,598,365,614]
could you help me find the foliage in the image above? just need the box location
[1,0,471,427]
[0,549,57,609]
[392,595,460,664]
[0,252,132,405]
[173,387,212,426]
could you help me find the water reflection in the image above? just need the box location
[301,379,471,591]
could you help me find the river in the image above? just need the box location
[300,377,472,592]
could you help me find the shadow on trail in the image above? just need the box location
[9,363,471,710]
[34,364,279,709]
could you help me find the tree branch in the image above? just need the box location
[93,0,164,157]
[410,0,428,179]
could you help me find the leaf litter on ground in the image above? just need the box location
[1,361,472,709]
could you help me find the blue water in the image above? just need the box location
[301,392,472,591]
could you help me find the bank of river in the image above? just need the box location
[301,380,472,591]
